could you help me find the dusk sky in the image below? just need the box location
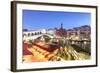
[23,10,91,30]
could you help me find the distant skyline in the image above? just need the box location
[23,10,91,30]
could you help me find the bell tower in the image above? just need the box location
[61,23,63,29]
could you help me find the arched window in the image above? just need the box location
[28,33,30,36]
[37,32,39,35]
[23,34,26,37]
[31,33,34,36]
[35,32,37,35]
[40,32,42,34]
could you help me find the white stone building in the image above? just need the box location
[23,29,46,41]
[23,29,55,41]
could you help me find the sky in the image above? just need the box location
[23,10,91,30]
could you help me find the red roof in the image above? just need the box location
[23,42,33,55]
